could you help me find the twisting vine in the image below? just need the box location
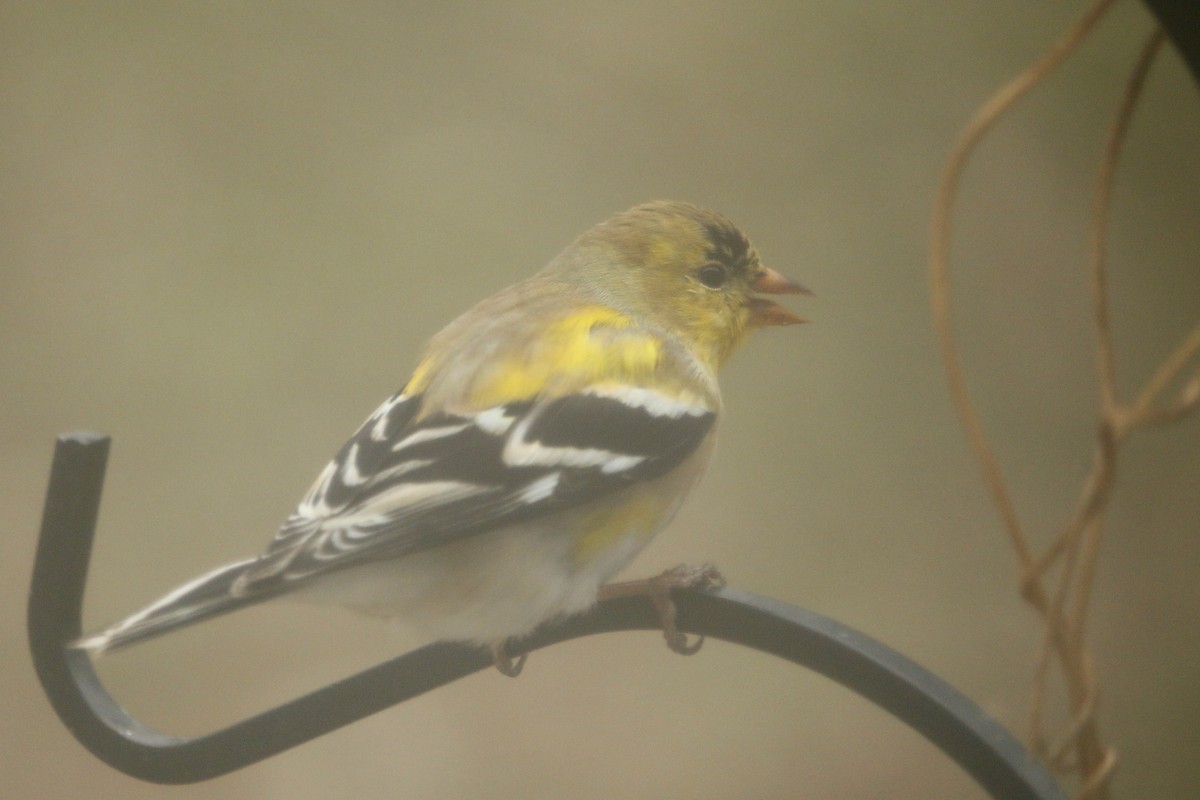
[929,2,1196,797]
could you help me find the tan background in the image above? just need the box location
[3,3,1197,798]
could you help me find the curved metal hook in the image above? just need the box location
[1144,0,1200,84]
[28,433,1066,798]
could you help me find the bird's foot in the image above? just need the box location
[598,563,725,655]
[491,640,528,677]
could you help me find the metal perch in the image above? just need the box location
[29,433,1065,798]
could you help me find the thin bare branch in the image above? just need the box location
[929,0,1119,602]
[1090,26,1169,419]
[1137,369,1200,425]
[1119,320,1200,433]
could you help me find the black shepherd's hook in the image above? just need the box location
[28,433,1066,798]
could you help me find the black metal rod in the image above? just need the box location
[1144,0,1200,86]
[27,433,1066,798]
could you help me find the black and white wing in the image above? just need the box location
[233,386,716,595]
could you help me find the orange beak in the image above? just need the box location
[747,267,812,327]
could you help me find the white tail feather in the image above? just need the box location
[72,557,266,655]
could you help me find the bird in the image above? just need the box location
[72,200,810,676]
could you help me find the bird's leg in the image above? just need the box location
[598,564,725,655]
[491,640,527,677]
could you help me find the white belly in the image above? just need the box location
[293,439,712,647]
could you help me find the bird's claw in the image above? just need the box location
[600,563,725,656]
[491,641,527,677]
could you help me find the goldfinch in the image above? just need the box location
[73,201,809,675]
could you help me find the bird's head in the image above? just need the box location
[548,200,811,369]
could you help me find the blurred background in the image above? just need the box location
[3,3,1197,798]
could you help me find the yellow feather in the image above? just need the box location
[404,356,436,395]
[466,306,661,407]
[572,488,673,563]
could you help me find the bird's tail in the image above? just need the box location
[71,557,270,655]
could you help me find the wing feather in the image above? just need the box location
[234,386,715,595]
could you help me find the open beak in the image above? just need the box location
[747,267,813,327]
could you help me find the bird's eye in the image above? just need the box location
[695,263,729,289]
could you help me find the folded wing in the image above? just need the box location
[233,385,716,594]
